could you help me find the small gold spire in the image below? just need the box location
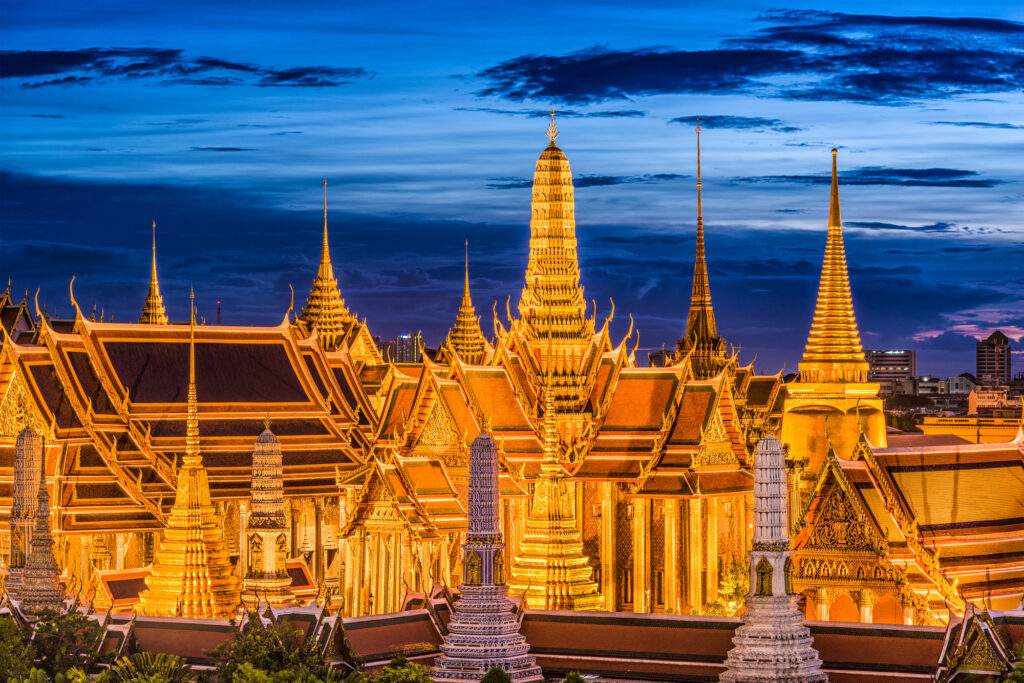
[677,119,727,379]
[139,220,169,325]
[299,179,354,345]
[263,412,272,431]
[829,148,841,228]
[321,178,330,266]
[799,148,868,382]
[445,240,488,364]
[546,106,559,144]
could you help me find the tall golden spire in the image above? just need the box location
[138,288,241,618]
[139,221,169,325]
[299,179,354,344]
[677,119,727,378]
[516,113,592,343]
[799,149,868,383]
[445,241,488,364]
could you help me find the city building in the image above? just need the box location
[945,372,978,395]
[915,375,943,396]
[866,349,916,395]
[977,330,1012,385]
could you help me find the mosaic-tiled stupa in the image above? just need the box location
[432,429,543,682]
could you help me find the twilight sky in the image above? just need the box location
[2,1,1022,377]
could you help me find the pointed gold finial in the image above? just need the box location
[321,178,330,265]
[464,240,470,298]
[829,148,841,228]
[140,220,169,324]
[696,117,703,229]
[546,106,559,144]
[263,413,272,431]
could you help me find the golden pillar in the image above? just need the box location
[632,498,650,613]
[599,482,617,611]
[314,498,324,584]
[238,500,249,577]
[686,499,702,613]
[705,498,719,603]
[350,531,364,615]
[664,498,680,614]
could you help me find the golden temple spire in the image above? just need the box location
[799,149,868,383]
[517,113,592,344]
[139,220,169,325]
[299,179,354,344]
[445,241,488,364]
[137,288,241,618]
[677,120,727,379]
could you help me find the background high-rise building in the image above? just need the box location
[866,349,917,395]
[977,331,1011,385]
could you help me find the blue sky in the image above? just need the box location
[2,1,1022,377]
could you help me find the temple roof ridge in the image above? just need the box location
[798,149,868,383]
[139,221,169,325]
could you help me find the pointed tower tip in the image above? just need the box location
[140,220,169,324]
[829,148,841,229]
[546,106,559,144]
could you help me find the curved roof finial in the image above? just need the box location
[546,106,559,144]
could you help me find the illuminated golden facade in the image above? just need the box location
[2,123,1014,633]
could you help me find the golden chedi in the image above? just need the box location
[137,291,241,618]
[781,149,885,476]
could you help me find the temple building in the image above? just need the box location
[3,119,1017,643]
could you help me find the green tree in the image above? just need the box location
[705,559,750,616]
[29,609,108,677]
[208,612,323,680]
[99,652,193,683]
[562,673,585,683]
[479,669,511,683]
[0,616,35,680]
[229,662,363,683]
[370,655,431,683]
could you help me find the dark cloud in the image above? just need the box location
[737,167,1002,188]
[455,106,645,118]
[473,10,1024,105]
[0,47,372,88]
[846,221,961,233]
[669,115,801,132]
[599,234,694,246]
[930,120,1024,129]
[190,146,255,152]
[488,173,687,189]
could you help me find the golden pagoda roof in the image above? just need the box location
[444,242,489,365]
[299,180,355,347]
[138,221,168,325]
[799,150,869,383]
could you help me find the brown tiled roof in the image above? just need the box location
[601,372,678,429]
[104,340,308,403]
